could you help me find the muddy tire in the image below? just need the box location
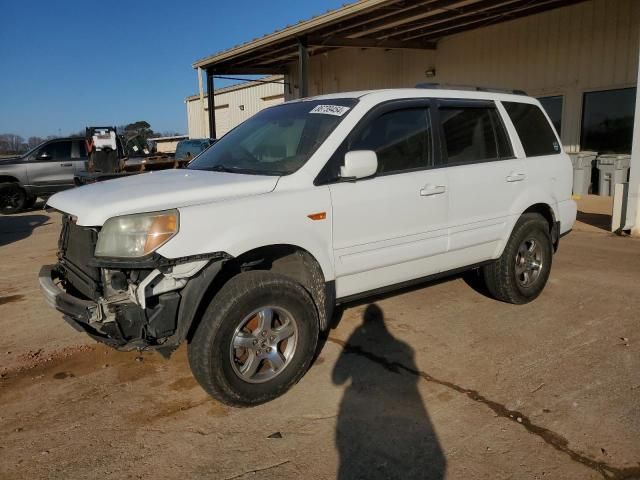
[188,270,319,407]
[0,183,27,214]
[481,213,553,304]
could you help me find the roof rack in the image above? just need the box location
[415,83,527,96]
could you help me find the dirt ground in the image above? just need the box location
[1,197,639,480]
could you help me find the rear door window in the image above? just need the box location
[439,105,513,164]
[41,141,72,160]
[71,141,87,159]
[503,102,561,157]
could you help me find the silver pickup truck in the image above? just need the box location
[0,137,89,214]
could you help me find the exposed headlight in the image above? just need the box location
[95,209,179,258]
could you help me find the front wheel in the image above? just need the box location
[0,183,27,214]
[481,213,553,304]
[188,270,319,407]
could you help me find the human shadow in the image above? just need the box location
[0,213,50,247]
[332,304,446,480]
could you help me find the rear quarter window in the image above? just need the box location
[503,102,561,157]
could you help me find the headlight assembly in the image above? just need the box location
[95,209,179,258]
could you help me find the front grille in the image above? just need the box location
[58,215,102,300]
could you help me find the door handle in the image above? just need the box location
[506,172,526,182]
[420,184,447,196]
[60,163,72,167]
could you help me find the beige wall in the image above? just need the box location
[154,139,184,154]
[286,0,639,152]
[186,77,285,138]
[286,48,436,99]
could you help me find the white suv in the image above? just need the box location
[40,88,576,406]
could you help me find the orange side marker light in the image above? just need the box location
[307,212,327,221]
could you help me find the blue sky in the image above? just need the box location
[0,0,347,138]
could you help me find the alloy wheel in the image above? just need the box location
[229,306,298,384]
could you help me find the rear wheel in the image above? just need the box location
[481,213,553,304]
[188,270,319,407]
[0,183,27,214]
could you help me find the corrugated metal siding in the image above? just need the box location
[186,98,208,138]
[288,0,639,152]
[286,48,436,100]
[434,0,639,151]
[261,94,285,108]
[186,79,285,138]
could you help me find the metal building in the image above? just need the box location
[151,135,188,153]
[185,75,284,138]
[191,0,640,235]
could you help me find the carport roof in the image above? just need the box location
[193,0,587,73]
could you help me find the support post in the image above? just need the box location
[206,69,216,139]
[625,32,640,235]
[297,37,309,99]
[197,67,206,139]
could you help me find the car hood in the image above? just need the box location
[47,168,280,226]
[0,156,22,165]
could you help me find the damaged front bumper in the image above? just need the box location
[39,265,121,347]
[38,257,221,353]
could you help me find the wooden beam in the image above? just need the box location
[298,38,309,98]
[307,35,437,50]
[328,0,464,38]
[210,66,288,75]
[412,0,585,42]
[385,0,524,39]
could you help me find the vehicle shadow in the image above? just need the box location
[332,304,446,480]
[0,211,51,247]
[576,210,611,231]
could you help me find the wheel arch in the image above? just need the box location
[496,201,559,259]
[0,175,21,184]
[178,244,334,345]
[521,203,559,251]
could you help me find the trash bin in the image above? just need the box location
[596,154,631,196]
[569,151,597,196]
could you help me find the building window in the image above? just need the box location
[538,95,563,135]
[581,88,636,154]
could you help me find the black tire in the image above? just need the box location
[481,213,553,304]
[24,195,37,209]
[188,270,320,407]
[0,183,27,214]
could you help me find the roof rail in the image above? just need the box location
[415,82,527,96]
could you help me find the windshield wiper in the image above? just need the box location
[208,164,236,173]
[207,164,283,176]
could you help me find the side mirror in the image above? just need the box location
[38,151,51,160]
[340,150,378,180]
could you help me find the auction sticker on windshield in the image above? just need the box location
[309,105,351,116]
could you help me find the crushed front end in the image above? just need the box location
[39,214,225,355]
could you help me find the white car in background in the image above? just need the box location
[40,87,576,406]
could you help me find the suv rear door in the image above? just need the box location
[435,99,523,265]
[71,140,88,174]
[324,100,449,298]
[26,139,75,193]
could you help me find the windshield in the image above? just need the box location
[188,98,357,175]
